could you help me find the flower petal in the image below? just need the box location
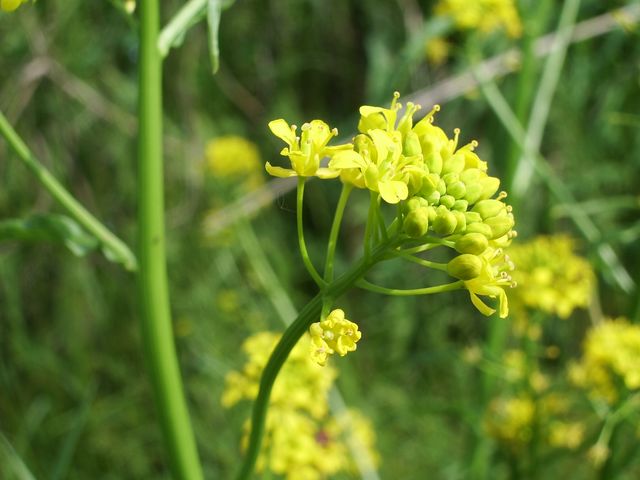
[268,119,297,147]
[329,150,367,169]
[265,162,297,178]
[316,168,341,179]
[378,180,408,204]
[469,292,496,317]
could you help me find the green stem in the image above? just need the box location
[297,178,326,287]
[158,0,207,57]
[323,183,352,282]
[137,0,203,479]
[236,239,398,480]
[400,237,454,254]
[356,279,463,296]
[0,110,137,271]
[394,252,448,271]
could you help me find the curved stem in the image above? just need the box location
[236,239,398,480]
[323,183,352,282]
[0,110,137,271]
[356,279,463,296]
[137,0,203,478]
[394,252,448,271]
[297,178,326,287]
[399,237,455,254]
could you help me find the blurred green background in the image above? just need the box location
[1,0,640,478]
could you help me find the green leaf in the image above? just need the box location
[206,0,223,74]
[0,213,99,257]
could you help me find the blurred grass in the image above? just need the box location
[2,0,640,478]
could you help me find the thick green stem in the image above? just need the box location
[236,239,398,480]
[0,110,137,271]
[323,183,352,282]
[137,0,203,479]
[297,178,326,287]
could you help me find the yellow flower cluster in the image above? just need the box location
[267,93,517,317]
[508,235,594,318]
[1,0,26,11]
[435,0,522,38]
[309,309,362,366]
[569,318,640,404]
[205,135,263,189]
[222,332,378,479]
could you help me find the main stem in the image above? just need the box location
[137,1,203,479]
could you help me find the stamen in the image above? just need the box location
[497,191,508,200]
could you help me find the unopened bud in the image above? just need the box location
[472,199,506,219]
[425,190,440,205]
[464,183,483,204]
[447,254,483,280]
[442,151,465,174]
[432,207,457,235]
[485,215,515,239]
[455,233,489,255]
[453,199,469,211]
[452,210,466,233]
[478,177,500,200]
[358,112,386,134]
[424,152,443,175]
[404,207,430,238]
[440,194,456,209]
[405,196,429,213]
[447,181,467,199]
[403,131,422,156]
[465,222,493,238]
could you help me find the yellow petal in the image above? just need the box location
[498,289,509,318]
[265,162,297,178]
[329,150,367,169]
[268,119,297,146]
[316,168,341,179]
[378,180,408,204]
[469,292,496,316]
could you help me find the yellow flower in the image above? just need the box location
[223,331,380,478]
[425,37,451,66]
[570,318,640,404]
[435,0,523,38]
[548,421,585,450]
[484,395,535,448]
[309,309,362,366]
[204,135,263,188]
[265,119,350,179]
[462,247,514,318]
[1,0,25,11]
[507,235,594,318]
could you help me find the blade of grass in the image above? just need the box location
[0,433,37,480]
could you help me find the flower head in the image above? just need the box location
[1,0,26,11]
[266,119,350,179]
[204,135,263,189]
[309,309,362,366]
[435,0,523,38]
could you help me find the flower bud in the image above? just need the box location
[433,207,457,235]
[464,211,482,224]
[404,207,429,238]
[403,131,422,156]
[460,168,482,184]
[405,196,429,213]
[447,254,483,280]
[466,222,493,238]
[437,178,447,195]
[455,233,489,255]
[452,210,467,233]
[485,215,515,239]
[419,173,438,196]
[478,176,500,200]
[447,181,467,199]
[464,183,483,204]
[453,199,469,211]
[442,151,465,174]
[425,190,441,205]
[472,199,506,219]
[440,194,456,209]
[442,172,459,185]
[424,152,443,175]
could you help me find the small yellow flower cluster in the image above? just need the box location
[1,0,26,11]
[222,332,378,479]
[508,235,594,319]
[435,0,522,38]
[485,393,584,451]
[205,135,263,189]
[267,94,517,317]
[569,318,640,404]
[309,309,362,366]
